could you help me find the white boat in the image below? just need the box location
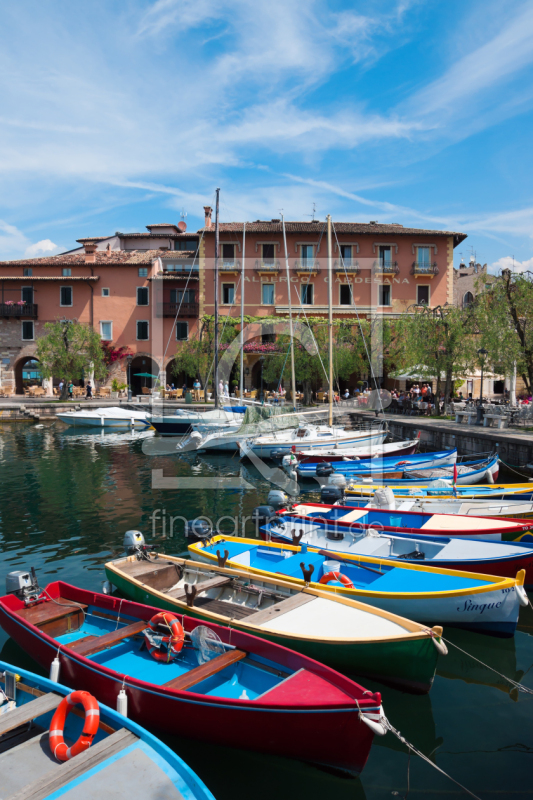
[243,424,388,459]
[292,438,420,463]
[344,494,533,519]
[57,406,151,429]
[150,406,247,436]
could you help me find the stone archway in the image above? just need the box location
[14,357,42,395]
[130,355,159,397]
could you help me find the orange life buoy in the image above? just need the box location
[146,611,185,663]
[49,690,100,762]
[319,571,354,588]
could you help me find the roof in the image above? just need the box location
[0,276,99,281]
[76,232,198,243]
[198,221,467,245]
[0,249,187,268]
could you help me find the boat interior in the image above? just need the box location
[199,539,491,593]
[11,594,306,703]
[0,671,185,799]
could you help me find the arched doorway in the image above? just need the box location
[15,357,42,395]
[130,355,159,397]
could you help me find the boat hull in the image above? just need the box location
[0,588,379,774]
[107,564,439,694]
[296,449,457,476]
[57,414,149,429]
[295,439,419,463]
[250,431,387,459]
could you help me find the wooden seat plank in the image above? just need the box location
[246,592,316,626]
[164,649,247,692]
[0,693,62,737]
[7,728,137,800]
[69,620,147,658]
[14,599,88,627]
[169,575,232,601]
[193,597,258,620]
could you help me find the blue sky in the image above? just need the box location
[1,0,533,272]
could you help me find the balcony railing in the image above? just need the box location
[334,259,360,274]
[411,262,439,275]
[0,303,38,317]
[163,262,200,276]
[294,259,321,273]
[220,260,241,271]
[254,260,281,271]
[373,261,399,274]
[159,302,199,317]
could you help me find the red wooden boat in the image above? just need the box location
[0,579,386,774]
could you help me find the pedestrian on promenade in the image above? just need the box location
[68,382,74,400]
[193,378,201,401]
[85,382,92,399]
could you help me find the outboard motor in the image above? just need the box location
[316,463,334,477]
[185,519,213,542]
[320,485,344,505]
[267,490,289,510]
[6,567,41,605]
[252,505,277,529]
[123,530,151,561]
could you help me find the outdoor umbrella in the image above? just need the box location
[134,373,159,379]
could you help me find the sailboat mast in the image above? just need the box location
[214,188,220,409]
[281,214,297,410]
[327,214,333,427]
[240,222,246,400]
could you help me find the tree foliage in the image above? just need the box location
[36,320,107,399]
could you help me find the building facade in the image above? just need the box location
[0,211,466,394]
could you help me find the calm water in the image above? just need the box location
[1,421,533,800]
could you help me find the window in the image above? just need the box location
[222,283,235,304]
[137,320,149,340]
[175,239,199,251]
[102,288,110,297]
[22,321,34,341]
[262,332,276,343]
[170,289,195,303]
[417,247,430,267]
[137,286,149,306]
[463,291,474,308]
[262,244,275,265]
[340,245,352,266]
[417,285,430,306]
[262,283,275,305]
[138,267,148,277]
[301,245,314,266]
[339,284,352,305]
[379,246,391,266]
[21,287,33,304]
[62,268,71,277]
[222,244,235,265]
[176,322,188,341]
[301,283,313,305]
[60,286,73,306]
[378,284,391,306]
[100,321,112,340]
[23,268,32,277]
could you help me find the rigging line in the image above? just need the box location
[332,221,385,415]
[438,633,533,695]
[204,271,243,391]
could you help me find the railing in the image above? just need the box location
[159,302,199,317]
[0,303,38,317]
[294,259,321,273]
[373,261,399,274]
[163,262,200,275]
[254,260,280,271]
[334,259,360,273]
[411,262,439,275]
[220,260,242,271]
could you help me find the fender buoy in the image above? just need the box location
[319,571,354,588]
[49,691,99,762]
[146,612,185,663]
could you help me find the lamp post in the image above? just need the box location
[478,348,488,403]
[127,355,133,401]
[260,356,264,403]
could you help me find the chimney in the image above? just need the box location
[84,242,97,263]
[106,242,112,257]
[204,206,213,229]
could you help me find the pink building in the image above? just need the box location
[0,213,466,394]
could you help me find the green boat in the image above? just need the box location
[105,553,446,694]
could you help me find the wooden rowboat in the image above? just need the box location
[105,554,444,694]
[0,659,214,800]
[0,581,386,774]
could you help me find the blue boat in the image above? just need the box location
[295,448,457,477]
[0,658,214,800]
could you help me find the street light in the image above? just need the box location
[127,355,133,402]
[478,348,488,403]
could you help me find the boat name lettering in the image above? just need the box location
[456,599,503,614]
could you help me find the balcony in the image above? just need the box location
[294,259,321,275]
[411,262,439,277]
[162,261,200,277]
[219,260,241,274]
[373,261,399,275]
[159,302,199,317]
[334,259,360,274]
[254,259,281,273]
[0,303,38,318]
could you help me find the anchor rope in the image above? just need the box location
[439,634,533,696]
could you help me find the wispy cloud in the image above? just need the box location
[489,255,533,274]
[0,220,61,260]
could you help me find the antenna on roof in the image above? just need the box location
[305,203,317,222]
[180,208,187,222]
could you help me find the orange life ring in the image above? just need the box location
[49,690,100,762]
[146,611,185,663]
[319,571,354,589]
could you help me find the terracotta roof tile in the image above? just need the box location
[0,249,183,268]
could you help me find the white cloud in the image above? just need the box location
[24,239,60,258]
[489,255,533,275]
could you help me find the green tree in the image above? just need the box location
[36,320,107,399]
[473,270,533,393]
